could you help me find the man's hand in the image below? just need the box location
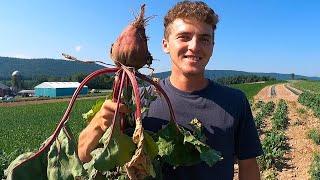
[95,99,130,131]
[77,100,129,162]
[238,158,261,180]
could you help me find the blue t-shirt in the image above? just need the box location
[141,78,263,180]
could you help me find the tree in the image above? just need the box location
[290,73,295,80]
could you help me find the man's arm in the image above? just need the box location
[238,158,260,180]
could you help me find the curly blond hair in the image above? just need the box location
[164,1,219,39]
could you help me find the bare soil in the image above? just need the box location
[234,83,320,179]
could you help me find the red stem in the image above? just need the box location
[104,69,127,147]
[122,67,142,120]
[135,72,177,125]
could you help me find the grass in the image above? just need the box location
[292,80,320,94]
[308,128,320,145]
[310,153,320,179]
[296,107,307,115]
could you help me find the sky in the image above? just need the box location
[0,0,319,77]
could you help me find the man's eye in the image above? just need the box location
[178,36,189,40]
[201,38,211,43]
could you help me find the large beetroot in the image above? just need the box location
[110,4,153,69]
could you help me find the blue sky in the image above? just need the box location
[1,0,319,77]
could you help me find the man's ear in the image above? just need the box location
[162,38,170,54]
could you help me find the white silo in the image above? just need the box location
[11,70,22,95]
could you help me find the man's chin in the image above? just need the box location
[183,69,205,76]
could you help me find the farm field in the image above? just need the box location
[1,80,320,179]
[0,96,107,178]
[232,81,320,179]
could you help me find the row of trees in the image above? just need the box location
[1,74,278,90]
[0,73,114,90]
[213,75,276,85]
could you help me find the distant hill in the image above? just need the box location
[1,56,319,80]
[0,56,105,79]
[154,70,320,81]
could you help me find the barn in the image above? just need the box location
[0,83,11,97]
[34,82,88,97]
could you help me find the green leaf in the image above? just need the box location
[143,87,157,102]
[154,121,201,166]
[82,99,104,122]
[183,131,222,167]
[82,92,113,123]
[93,124,136,172]
[5,151,48,179]
[154,121,221,167]
[143,131,159,160]
[5,124,87,180]
[47,126,88,179]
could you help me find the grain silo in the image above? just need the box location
[11,70,22,95]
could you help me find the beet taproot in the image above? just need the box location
[110,4,153,69]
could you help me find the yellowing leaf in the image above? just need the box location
[125,118,155,179]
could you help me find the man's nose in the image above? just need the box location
[188,37,199,51]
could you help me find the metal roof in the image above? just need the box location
[34,82,88,89]
[0,83,10,89]
[12,70,21,76]
[18,90,35,94]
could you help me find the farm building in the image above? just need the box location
[0,83,11,97]
[34,82,88,97]
[18,90,35,97]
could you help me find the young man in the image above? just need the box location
[78,1,263,179]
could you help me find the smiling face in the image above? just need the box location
[162,18,214,77]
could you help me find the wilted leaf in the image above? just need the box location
[125,119,155,179]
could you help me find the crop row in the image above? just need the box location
[254,101,275,132]
[298,92,320,118]
[258,99,288,173]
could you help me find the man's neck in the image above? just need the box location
[169,73,209,92]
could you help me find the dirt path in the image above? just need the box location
[277,101,320,179]
[252,83,320,179]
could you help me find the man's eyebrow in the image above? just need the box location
[175,32,192,36]
[200,33,212,38]
[175,32,212,37]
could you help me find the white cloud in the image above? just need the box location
[75,45,82,52]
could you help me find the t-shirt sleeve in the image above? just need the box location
[235,93,263,160]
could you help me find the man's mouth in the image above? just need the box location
[185,56,202,61]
